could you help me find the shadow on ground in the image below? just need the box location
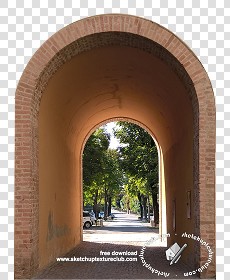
[84,224,159,234]
[34,241,198,279]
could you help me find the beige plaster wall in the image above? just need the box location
[39,89,82,268]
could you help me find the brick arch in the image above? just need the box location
[15,14,215,279]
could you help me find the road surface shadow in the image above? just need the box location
[34,241,198,279]
[84,224,158,233]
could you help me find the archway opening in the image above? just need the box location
[82,120,166,245]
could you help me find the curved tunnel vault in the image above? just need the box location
[15,15,215,279]
[39,39,195,267]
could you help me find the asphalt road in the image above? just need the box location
[83,210,163,244]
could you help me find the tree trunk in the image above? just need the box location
[137,192,143,218]
[116,198,121,209]
[127,199,130,214]
[147,195,151,223]
[108,196,112,216]
[152,192,159,225]
[142,195,147,220]
[104,187,108,220]
[93,189,99,218]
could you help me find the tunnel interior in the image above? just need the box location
[38,32,197,270]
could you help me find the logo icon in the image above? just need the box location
[165,242,187,265]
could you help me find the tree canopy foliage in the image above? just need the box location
[83,128,110,187]
[114,122,159,224]
[83,121,159,224]
[83,127,123,219]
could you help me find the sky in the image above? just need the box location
[104,122,120,149]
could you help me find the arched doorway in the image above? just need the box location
[15,14,215,279]
[81,118,164,233]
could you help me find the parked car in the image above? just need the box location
[146,213,154,220]
[83,211,93,229]
[97,212,115,220]
[108,213,115,220]
[98,212,104,219]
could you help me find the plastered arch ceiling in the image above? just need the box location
[39,32,197,155]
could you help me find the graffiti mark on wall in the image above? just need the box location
[47,211,70,241]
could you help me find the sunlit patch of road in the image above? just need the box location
[83,210,166,246]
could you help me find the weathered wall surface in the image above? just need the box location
[39,88,82,268]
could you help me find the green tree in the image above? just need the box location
[101,149,124,219]
[114,121,159,224]
[83,127,124,219]
[83,128,110,215]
